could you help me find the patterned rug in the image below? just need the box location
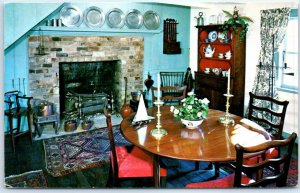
[261,158,298,187]
[43,125,131,177]
[221,158,298,187]
[5,170,47,188]
[286,159,298,187]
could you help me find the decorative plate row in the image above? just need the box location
[60,5,160,30]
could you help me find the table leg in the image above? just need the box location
[34,121,41,137]
[54,121,58,134]
[153,154,160,188]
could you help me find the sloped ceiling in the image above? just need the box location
[4,3,63,49]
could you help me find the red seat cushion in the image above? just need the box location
[186,173,253,188]
[243,148,279,165]
[266,147,279,159]
[111,146,167,178]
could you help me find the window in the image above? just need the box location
[276,9,298,93]
[276,9,298,136]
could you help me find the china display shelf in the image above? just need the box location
[33,26,162,34]
[195,25,245,117]
[200,42,231,45]
[201,57,232,62]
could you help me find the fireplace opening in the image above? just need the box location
[59,60,121,118]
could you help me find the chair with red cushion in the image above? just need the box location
[246,92,289,170]
[186,132,297,188]
[104,105,167,187]
[226,92,289,174]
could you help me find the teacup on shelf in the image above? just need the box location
[204,68,210,74]
[222,70,228,77]
[225,55,231,60]
[212,68,222,76]
[218,53,224,59]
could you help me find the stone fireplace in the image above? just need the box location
[28,36,144,116]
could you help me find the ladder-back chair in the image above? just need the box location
[104,102,167,187]
[4,90,34,153]
[186,132,297,188]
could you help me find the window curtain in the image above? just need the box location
[252,7,290,97]
[248,8,290,135]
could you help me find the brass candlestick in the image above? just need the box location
[219,93,234,125]
[151,100,168,139]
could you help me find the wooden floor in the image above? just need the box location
[4,132,298,188]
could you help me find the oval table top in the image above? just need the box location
[120,106,270,162]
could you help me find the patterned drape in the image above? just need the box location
[252,8,290,97]
[248,8,290,135]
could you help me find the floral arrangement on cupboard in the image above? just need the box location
[221,6,253,41]
[170,92,210,121]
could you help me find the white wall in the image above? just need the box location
[189,2,298,115]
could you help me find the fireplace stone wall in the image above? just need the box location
[28,36,144,114]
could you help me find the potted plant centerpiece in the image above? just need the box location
[170,92,210,129]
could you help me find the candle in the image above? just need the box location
[227,68,230,94]
[157,73,160,102]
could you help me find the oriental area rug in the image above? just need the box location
[5,170,47,188]
[219,158,298,188]
[43,125,131,177]
[286,159,298,187]
[262,158,298,187]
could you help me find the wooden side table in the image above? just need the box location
[33,113,59,136]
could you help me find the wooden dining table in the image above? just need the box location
[120,106,271,187]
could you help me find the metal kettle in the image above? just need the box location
[195,12,204,26]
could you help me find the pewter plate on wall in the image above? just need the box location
[106,8,125,28]
[83,6,105,28]
[125,9,143,29]
[60,5,83,27]
[143,10,160,30]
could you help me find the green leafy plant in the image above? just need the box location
[221,6,253,41]
[170,93,209,121]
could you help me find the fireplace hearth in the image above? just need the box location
[59,60,121,117]
[28,36,145,117]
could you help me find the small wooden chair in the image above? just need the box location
[4,90,34,153]
[103,103,167,187]
[248,92,289,140]
[159,72,185,100]
[186,132,297,188]
[151,85,187,106]
[160,72,184,87]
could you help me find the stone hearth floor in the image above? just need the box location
[33,113,123,141]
